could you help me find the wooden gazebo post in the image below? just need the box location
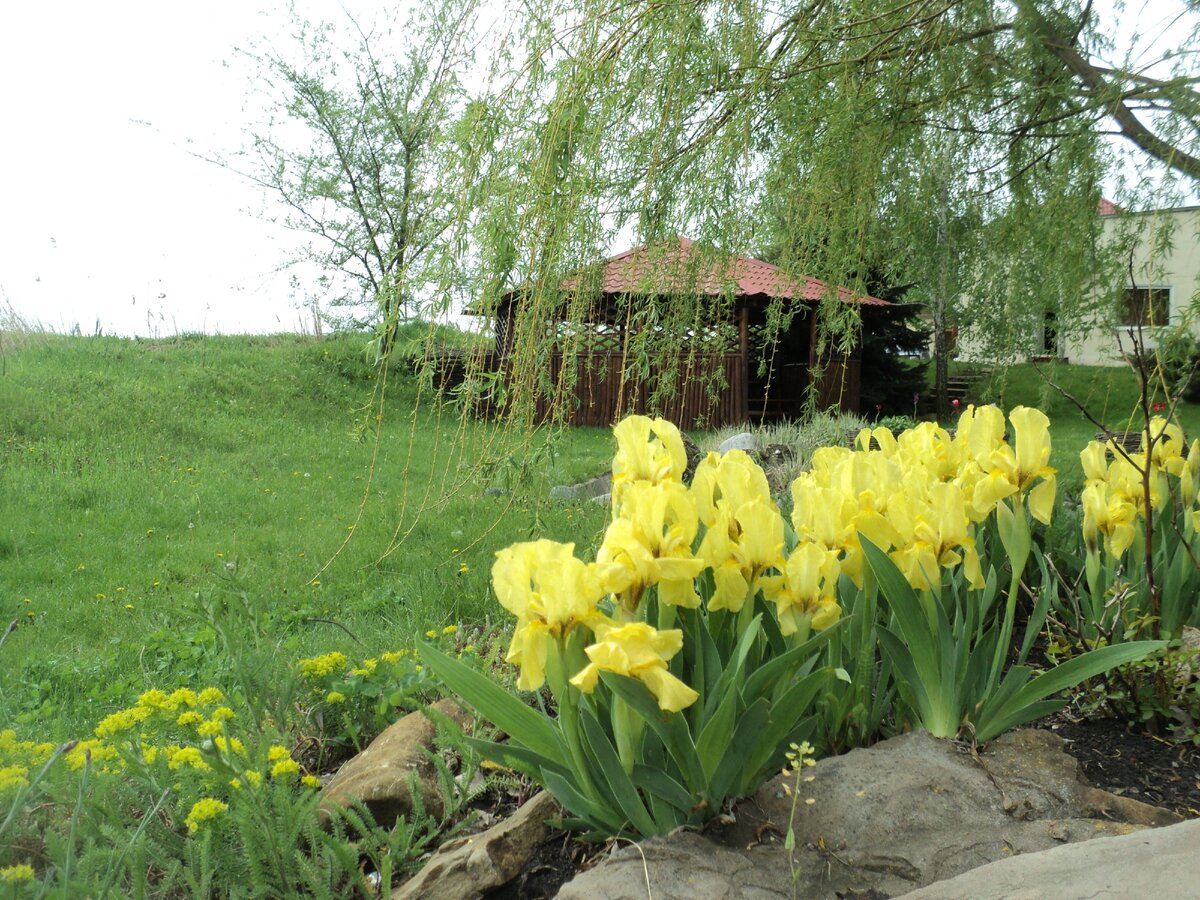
[738,306,750,423]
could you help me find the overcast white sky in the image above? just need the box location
[0,1,380,337]
[0,1,1194,337]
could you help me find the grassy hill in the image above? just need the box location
[0,332,611,737]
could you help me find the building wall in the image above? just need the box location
[1066,206,1200,366]
[951,205,1200,368]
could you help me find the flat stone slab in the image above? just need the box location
[556,729,1181,899]
[717,432,756,454]
[897,817,1200,900]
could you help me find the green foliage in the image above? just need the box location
[852,302,930,417]
[415,0,1200,425]
[1156,325,1200,404]
[863,537,1162,741]
[292,636,474,762]
[0,617,481,896]
[420,408,1170,843]
[421,613,836,839]
[968,363,1200,491]
[1064,643,1200,745]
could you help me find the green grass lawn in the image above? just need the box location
[966,361,1200,490]
[0,333,612,738]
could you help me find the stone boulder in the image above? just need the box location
[318,698,472,828]
[548,472,613,502]
[897,818,1200,900]
[717,432,757,455]
[396,791,562,899]
[556,729,1181,899]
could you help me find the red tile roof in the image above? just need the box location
[558,237,888,306]
[1098,197,1122,216]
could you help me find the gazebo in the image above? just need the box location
[467,237,888,428]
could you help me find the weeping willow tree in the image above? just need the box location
[420,0,1199,423]
[244,1,1198,561]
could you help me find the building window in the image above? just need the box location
[1042,311,1058,354]
[1120,287,1170,327]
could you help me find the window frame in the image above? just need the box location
[1119,286,1172,328]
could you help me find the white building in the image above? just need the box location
[1064,200,1200,366]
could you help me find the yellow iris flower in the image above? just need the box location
[492,540,604,690]
[570,622,699,712]
[1080,440,1110,485]
[764,542,842,637]
[967,407,1056,524]
[955,404,1006,468]
[597,481,704,611]
[691,450,772,527]
[1180,439,1200,508]
[887,482,984,590]
[1144,417,1186,476]
[611,415,687,506]
[697,495,786,612]
[1081,481,1137,558]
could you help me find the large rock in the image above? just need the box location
[717,432,757,454]
[549,472,613,502]
[318,699,472,828]
[556,729,1181,899]
[397,791,562,899]
[897,818,1200,900]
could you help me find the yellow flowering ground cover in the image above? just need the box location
[0,636,461,892]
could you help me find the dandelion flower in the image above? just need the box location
[297,652,347,679]
[138,689,170,710]
[168,747,210,771]
[213,736,246,756]
[232,769,263,789]
[168,688,199,709]
[94,705,153,738]
[0,765,29,793]
[197,687,225,705]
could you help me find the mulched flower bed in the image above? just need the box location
[465,705,1200,898]
[1037,713,1200,818]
